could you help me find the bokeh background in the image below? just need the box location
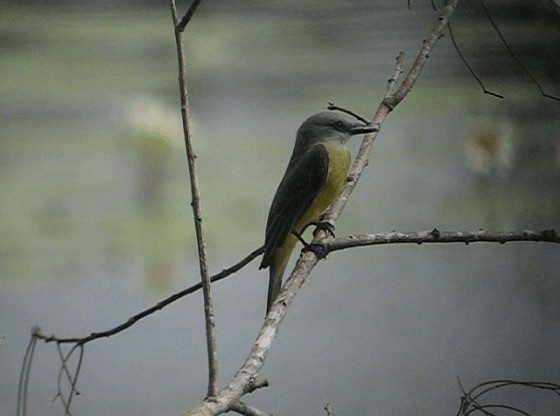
[1,0,559,415]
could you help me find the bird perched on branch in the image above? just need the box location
[260,111,375,314]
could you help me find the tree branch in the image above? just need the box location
[478,0,559,101]
[321,0,459,228]
[324,229,560,253]
[32,246,264,345]
[20,2,559,415]
[182,2,469,414]
[176,0,203,33]
[385,0,459,108]
[31,225,558,348]
[230,401,268,416]
[169,0,217,398]
[456,379,560,416]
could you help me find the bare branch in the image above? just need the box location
[32,246,264,345]
[169,0,217,397]
[327,102,370,124]
[22,246,264,414]
[468,379,560,402]
[184,2,468,414]
[17,329,38,416]
[456,379,560,416]
[479,0,559,101]
[177,0,203,33]
[21,3,559,416]
[446,20,504,99]
[387,0,462,107]
[185,252,319,416]
[230,401,269,416]
[53,343,84,415]
[325,229,560,253]
[322,1,461,230]
[384,52,406,99]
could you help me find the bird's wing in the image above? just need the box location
[260,144,329,269]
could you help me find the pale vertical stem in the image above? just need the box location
[169,0,218,398]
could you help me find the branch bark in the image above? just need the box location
[325,229,560,252]
[169,0,218,398]
[30,227,558,347]
[185,1,462,414]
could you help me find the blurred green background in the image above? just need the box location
[1,1,559,415]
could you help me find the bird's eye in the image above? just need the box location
[334,120,345,131]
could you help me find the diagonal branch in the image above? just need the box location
[446,20,504,99]
[32,246,264,345]
[177,0,203,33]
[323,0,459,228]
[185,2,462,415]
[479,0,559,101]
[169,0,217,398]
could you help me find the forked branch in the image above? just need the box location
[185,1,462,415]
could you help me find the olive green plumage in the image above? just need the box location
[260,111,374,314]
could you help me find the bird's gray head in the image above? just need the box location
[296,111,374,148]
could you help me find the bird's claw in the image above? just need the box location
[297,220,336,238]
[302,242,328,260]
[290,229,329,259]
[312,221,335,238]
[291,221,334,259]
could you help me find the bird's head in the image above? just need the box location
[296,111,375,147]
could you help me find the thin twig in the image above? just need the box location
[327,102,370,124]
[17,330,37,416]
[325,0,460,228]
[469,404,531,416]
[456,379,560,416]
[66,345,84,412]
[53,343,83,415]
[384,52,406,99]
[387,0,465,107]
[479,0,559,101]
[170,0,217,397]
[32,245,264,345]
[177,0,203,33]
[446,20,504,99]
[55,344,72,415]
[469,380,560,402]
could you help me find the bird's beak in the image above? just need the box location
[350,122,376,135]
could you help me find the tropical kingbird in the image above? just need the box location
[260,111,375,314]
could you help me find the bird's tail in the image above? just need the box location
[266,263,282,314]
[265,234,297,314]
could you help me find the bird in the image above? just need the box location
[260,111,375,314]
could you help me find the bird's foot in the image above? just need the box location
[291,230,308,246]
[291,230,329,260]
[313,220,336,238]
[301,242,328,260]
[298,220,336,238]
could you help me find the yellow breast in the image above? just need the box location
[294,142,351,232]
[272,142,351,281]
